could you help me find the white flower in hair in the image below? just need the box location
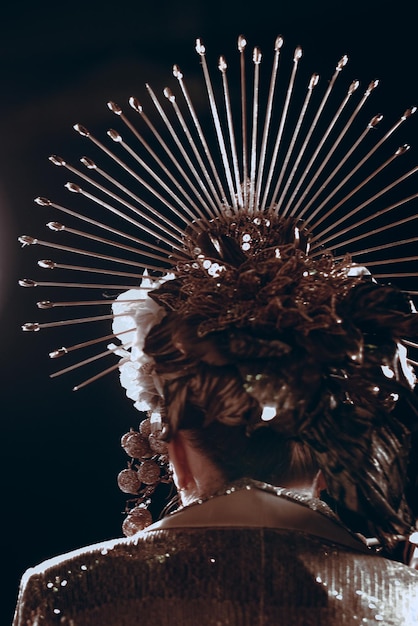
[111,273,170,412]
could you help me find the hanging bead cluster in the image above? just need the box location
[118,417,171,536]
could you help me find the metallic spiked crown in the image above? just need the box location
[19,35,418,388]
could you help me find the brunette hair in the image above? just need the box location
[144,316,318,486]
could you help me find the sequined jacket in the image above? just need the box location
[13,483,418,625]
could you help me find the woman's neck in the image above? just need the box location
[168,432,227,506]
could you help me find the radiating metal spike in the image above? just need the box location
[270,72,319,212]
[38,259,56,269]
[20,279,153,289]
[51,347,123,379]
[38,298,151,309]
[299,114,384,224]
[23,313,117,331]
[73,360,127,391]
[35,196,51,206]
[45,221,180,268]
[284,77,365,218]
[47,222,65,231]
[146,82,222,215]
[332,236,418,261]
[218,54,243,208]
[311,164,418,244]
[254,36,283,209]
[64,182,184,251]
[80,156,96,169]
[19,235,37,246]
[49,155,66,166]
[274,53,350,214]
[37,260,146,279]
[349,255,418,267]
[50,327,135,357]
[312,193,418,250]
[50,348,69,358]
[37,300,54,309]
[249,47,262,212]
[195,39,238,210]
[403,340,418,350]
[22,322,40,332]
[161,85,225,217]
[128,90,221,221]
[306,110,416,230]
[37,198,185,263]
[107,101,122,115]
[58,147,187,241]
[19,279,37,287]
[73,123,90,137]
[172,64,228,206]
[260,46,304,211]
[19,234,169,270]
[280,63,364,216]
[238,35,248,205]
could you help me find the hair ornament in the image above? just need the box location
[19,36,418,542]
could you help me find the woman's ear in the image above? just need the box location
[312,470,328,497]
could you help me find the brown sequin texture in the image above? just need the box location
[14,529,418,625]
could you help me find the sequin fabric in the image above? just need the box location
[14,527,418,625]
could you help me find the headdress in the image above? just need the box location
[19,36,418,548]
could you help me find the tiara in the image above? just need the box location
[19,36,418,540]
[19,35,418,389]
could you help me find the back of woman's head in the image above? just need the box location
[142,271,418,543]
[142,310,318,485]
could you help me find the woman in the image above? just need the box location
[14,216,418,625]
[14,36,418,625]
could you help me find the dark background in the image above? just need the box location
[1,1,417,623]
